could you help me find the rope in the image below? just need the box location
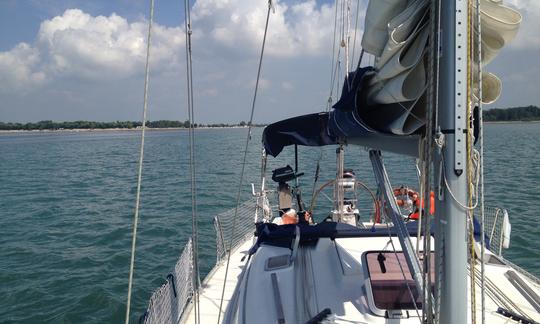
[216,2,273,322]
[183,0,200,322]
[467,0,478,320]
[125,0,154,323]
[475,0,486,321]
[441,150,480,211]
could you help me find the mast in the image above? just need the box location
[436,0,469,323]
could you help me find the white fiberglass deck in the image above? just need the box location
[181,238,254,324]
[180,234,540,324]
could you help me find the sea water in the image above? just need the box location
[0,123,538,323]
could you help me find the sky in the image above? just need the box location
[0,0,538,123]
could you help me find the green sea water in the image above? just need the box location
[0,123,538,323]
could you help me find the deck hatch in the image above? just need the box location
[265,255,291,271]
[363,251,434,315]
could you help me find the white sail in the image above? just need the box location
[372,23,429,83]
[376,0,429,68]
[361,0,408,56]
[479,72,502,105]
[396,95,427,135]
[476,0,522,66]
[480,0,522,45]
[362,0,522,132]
[481,31,505,65]
[368,56,426,104]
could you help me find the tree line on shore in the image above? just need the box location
[0,120,265,131]
[1,106,538,130]
[482,105,540,122]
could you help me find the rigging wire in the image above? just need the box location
[327,0,340,110]
[327,51,343,111]
[474,0,486,321]
[420,0,441,320]
[350,0,361,69]
[415,146,424,256]
[309,149,324,213]
[125,0,154,323]
[216,1,273,322]
[431,0,443,320]
[344,0,351,89]
[183,0,201,322]
[382,219,423,322]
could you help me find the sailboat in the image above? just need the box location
[136,0,540,323]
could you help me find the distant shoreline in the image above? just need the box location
[0,121,537,134]
[0,126,260,134]
[484,120,540,124]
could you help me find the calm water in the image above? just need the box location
[1,123,539,323]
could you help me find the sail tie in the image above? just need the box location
[125,0,154,323]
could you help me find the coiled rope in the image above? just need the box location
[125,0,154,323]
[216,1,274,323]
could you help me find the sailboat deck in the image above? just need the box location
[180,233,540,324]
[181,238,254,324]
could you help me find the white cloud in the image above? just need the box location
[38,9,184,79]
[0,2,341,93]
[0,9,184,91]
[0,43,46,92]
[1,1,535,122]
[192,0,340,58]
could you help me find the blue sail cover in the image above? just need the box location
[263,67,377,157]
[262,67,420,157]
[262,112,337,157]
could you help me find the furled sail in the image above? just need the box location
[474,0,521,103]
[361,0,409,56]
[359,0,521,135]
[263,0,521,156]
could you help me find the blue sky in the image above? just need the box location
[0,0,538,123]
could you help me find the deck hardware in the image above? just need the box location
[496,307,538,324]
[377,252,387,273]
[167,274,177,298]
[505,270,540,313]
[271,273,285,324]
[265,255,291,271]
[305,308,332,324]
